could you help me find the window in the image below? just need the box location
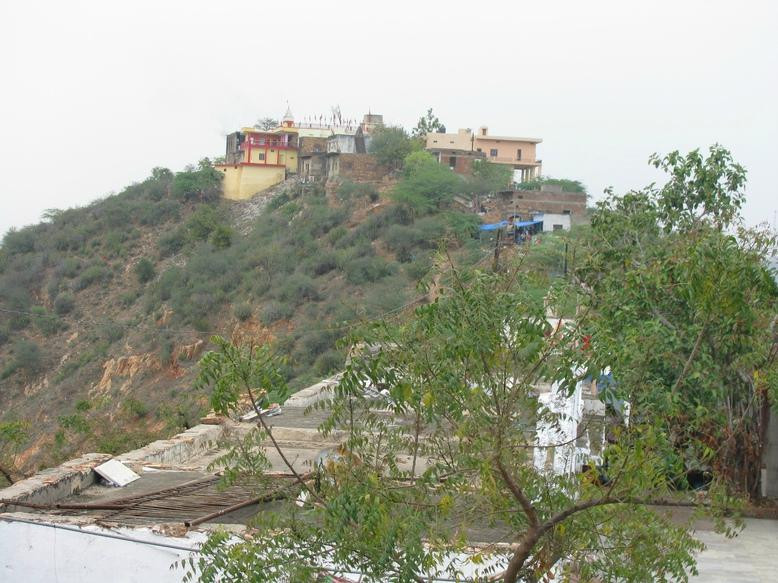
[489,149,498,157]
[553,224,564,231]
[257,153,265,161]
[476,148,482,153]
[562,209,571,215]
[516,149,522,160]
[448,156,456,168]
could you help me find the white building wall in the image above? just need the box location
[534,213,571,232]
[534,376,586,476]
[0,519,204,583]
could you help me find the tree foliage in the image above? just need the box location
[183,145,773,583]
[368,126,415,169]
[171,159,223,202]
[188,264,731,582]
[577,145,778,499]
[134,257,155,284]
[516,177,587,194]
[391,151,465,216]
[469,159,513,193]
[411,107,446,139]
[254,117,279,131]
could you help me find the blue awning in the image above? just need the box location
[479,219,542,231]
[479,220,509,231]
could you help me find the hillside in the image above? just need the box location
[1,158,572,480]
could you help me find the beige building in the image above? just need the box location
[426,126,542,182]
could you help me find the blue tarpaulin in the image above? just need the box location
[479,220,509,231]
[479,219,542,231]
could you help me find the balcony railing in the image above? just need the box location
[488,156,539,164]
[243,138,293,148]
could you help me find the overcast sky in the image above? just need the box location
[1,0,776,237]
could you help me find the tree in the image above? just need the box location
[469,159,513,193]
[186,146,774,582]
[411,108,446,139]
[171,160,223,202]
[190,269,736,582]
[255,117,279,131]
[576,145,778,499]
[391,151,465,216]
[368,125,415,169]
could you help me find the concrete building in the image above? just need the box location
[468,184,588,225]
[533,212,572,232]
[296,112,383,183]
[215,111,299,200]
[426,126,542,181]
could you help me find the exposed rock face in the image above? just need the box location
[93,353,161,395]
[174,339,204,362]
[23,376,49,397]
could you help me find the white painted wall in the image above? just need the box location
[0,517,508,582]
[0,519,204,583]
[534,212,571,232]
[534,376,585,476]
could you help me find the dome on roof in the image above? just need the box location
[282,105,294,122]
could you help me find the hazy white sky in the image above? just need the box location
[1,0,776,236]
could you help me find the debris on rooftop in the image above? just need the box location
[93,459,140,487]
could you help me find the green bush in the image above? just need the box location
[405,253,433,281]
[134,258,155,284]
[234,302,252,321]
[96,321,124,344]
[276,274,319,305]
[53,293,75,315]
[337,181,379,205]
[171,161,222,202]
[31,306,63,336]
[260,300,294,325]
[123,398,149,419]
[2,227,36,254]
[344,256,395,284]
[303,252,338,277]
[14,339,43,375]
[186,205,222,241]
[56,258,81,279]
[210,224,233,249]
[383,224,425,262]
[327,226,348,245]
[119,290,139,307]
[158,227,187,257]
[267,192,291,211]
[314,350,343,376]
[305,205,349,237]
[75,264,109,291]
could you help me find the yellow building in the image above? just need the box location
[215,109,299,200]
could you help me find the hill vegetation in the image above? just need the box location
[0,144,572,481]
